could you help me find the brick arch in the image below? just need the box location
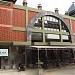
[27,11,73,43]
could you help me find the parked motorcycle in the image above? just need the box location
[18,62,25,72]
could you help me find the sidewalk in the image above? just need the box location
[0,64,75,75]
[42,64,75,75]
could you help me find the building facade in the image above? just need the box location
[0,0,75,69]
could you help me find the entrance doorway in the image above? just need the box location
[26,47,74,69]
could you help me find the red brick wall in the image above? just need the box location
[0,9,13,25]
[13,9,26,27]
[28,10,38,22]
[0,3,13,25]
[0,3,27,42]
[0,27,13,41]
[73,36,75,43]
[71,20,75,33]
[64,18,70,25]
[64,19,75,43]
[0,27,26,42]
[13,31,26,42]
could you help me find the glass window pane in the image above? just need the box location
[47,34,60,39]
[35,20,38,23]
[56,19,58,22]
[47,16,50,21]
[62,35,68,40]
[50,17,52,21]
[44,21,47,24]
[53,18,55,22]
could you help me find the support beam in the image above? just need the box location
[38,48,39,63]
[8,46,13,69]
[25,47,27,68]
[59,20,63,42]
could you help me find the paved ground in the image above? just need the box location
[42,65,75,75]
[0,69,38,75]
[0,65,75,75]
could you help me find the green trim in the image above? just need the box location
[0,41,12,45]
[43,32,45,42]
[42,17,44,29]
[13,42,31,45]
[32,29,43,32]
[50,42,73,46]
[42,17,45,42]
[61,32,69,35]
[0,1,4,4]
[26,8,28,27]
[0,1,10,6]
[0,41,12,43]
[13,26,26,31]
[45,30,69,35]
[14,4,43,12]
[32,29,69,35]
[61,14,75,20]
[14,4,26,10]
[45,30,59,34]
[28,7,43,12]
[59,20,63,42]
[33,42,49,46]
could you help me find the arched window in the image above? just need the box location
[32,15,71,42]
[27,11,72,43]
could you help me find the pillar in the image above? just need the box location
[71,49,75,63]
[8,46,14,69]
[25,46,27,68]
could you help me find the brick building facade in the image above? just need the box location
[0,0,75,69]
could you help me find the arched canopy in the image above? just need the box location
[27,11,73,43]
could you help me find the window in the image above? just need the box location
[47,16,50,21]
[32,33,43,42]
[47,34,60,39]
[62,35,68,40]
[50,17,53,21]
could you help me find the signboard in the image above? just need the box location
[0,49,8,56]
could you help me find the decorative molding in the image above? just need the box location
[13,26,26,31]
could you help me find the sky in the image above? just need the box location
[16,0,75,14]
